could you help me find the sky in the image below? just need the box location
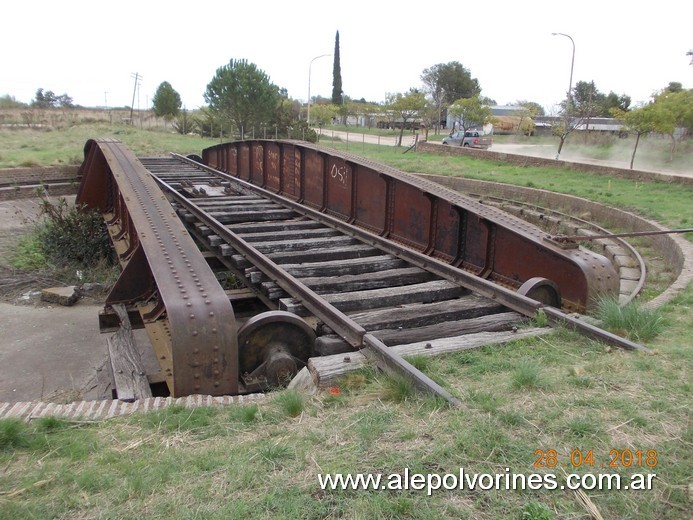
[2,0,691,114]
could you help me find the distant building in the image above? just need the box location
[445,105,535,135]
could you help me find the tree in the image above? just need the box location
[421,62,481,132]
[204,59,279,136]
[152,81,182,121]
[571,80,631,118]
[448,96,491,137]
[31,88,73,108]
[173,107,197,135]
[618,105,657,169]
[650,88,693,160]
[309,103,341,127]
[603,91,631,114]
[572,80,603,118]
[512,101,543,135]
[385,89,427,146]
[347,100,382,128]
[0,95,27,109]
[332,31,343,106]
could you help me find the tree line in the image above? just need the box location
[3,33,689,168]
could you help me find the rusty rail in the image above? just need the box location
[73,138,649,401]
[178,152,648,353]
[550,228,693,242]
[151,171,464,406]
[76,138,238,397]
[201,140,619,313]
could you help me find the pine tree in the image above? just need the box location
[152,81,182,120]
[331,31,343,105]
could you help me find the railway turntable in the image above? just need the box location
[75,138,646,405]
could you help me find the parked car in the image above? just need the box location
[442,130,492,149]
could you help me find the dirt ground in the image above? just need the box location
[0,197,115,403]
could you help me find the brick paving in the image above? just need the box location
[0,393,266,422]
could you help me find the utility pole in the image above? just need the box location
[130,72,142,125]
[308,54,331,125]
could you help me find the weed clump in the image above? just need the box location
[596,297,665,342]
[0,418,31,451]
[35,196,112,268]
[273,389,305,418]
[511,359,545,390]
[522,501,553,519]
[11,194,117,287]
[382,375,415,403]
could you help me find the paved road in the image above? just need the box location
[319,129,691,178]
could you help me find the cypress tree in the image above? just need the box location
[331,31,343,105]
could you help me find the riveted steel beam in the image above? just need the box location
[76,138,238,397]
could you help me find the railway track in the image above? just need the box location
[468,194,646,304]
[143,155,544,397]
[72,139,647,406]
[0,169,80,200]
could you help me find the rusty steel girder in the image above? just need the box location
[201,140,618,312]
[76,138,238,397]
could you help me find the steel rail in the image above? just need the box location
[173,153,649,353]
[152,170,465,407]
[470,193,647,305]
[551,228,693,242]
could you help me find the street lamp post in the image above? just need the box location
[552,32,575,160]
[307,53,331,126]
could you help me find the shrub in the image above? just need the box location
[36,196,112,268]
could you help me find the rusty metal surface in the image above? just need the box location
[151,172,464,406]
[237,311,316,390]
[177,152,647,354]
[202,140,619,312]
[76,138,238,397]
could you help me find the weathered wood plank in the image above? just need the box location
[193,223,213,236]
[251,235,359,254]
[306,328,552,388]
[206,209,298,224]
[245,255,406,284]
[107,304,153,402]
[228,219,322,234]
[207,225,338,249]
[238,227,340,242]
[259,267,432,300]
[370,312,524,346]
[280,280,467,316]
[222,244,381,268]
[346,294,501,330]
[192,195,260,204]
[191,196,266,208]
[300,267,435,294]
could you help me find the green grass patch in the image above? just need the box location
[511,359,546,390]
[272,389,306,418]
[0,124,690,519]
[596,296,666,342]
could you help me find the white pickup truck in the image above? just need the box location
[442,130,492,149]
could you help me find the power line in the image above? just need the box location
[130,73,143,125]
